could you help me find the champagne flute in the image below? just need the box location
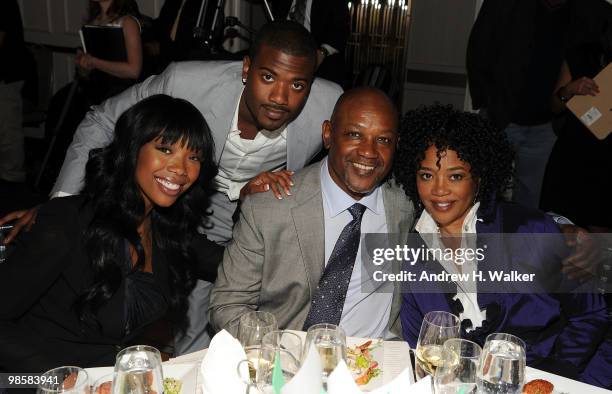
[112,345,164,394]
[415,311,460,379]
[238,311,278,383]
[434,338,482,394]
[37,366,89,394]
[476,333,526,394]
[303,323,347,381]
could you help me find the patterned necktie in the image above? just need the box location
[303,203,367,329]
[290,0,307,25]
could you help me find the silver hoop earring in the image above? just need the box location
[242,77,247,84]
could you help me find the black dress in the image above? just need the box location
[540,42,612,229]
[0,196,223,372]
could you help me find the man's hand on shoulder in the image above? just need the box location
[239,170,295,201]
[0,206,40,244]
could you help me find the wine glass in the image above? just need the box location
[303,323,347,382]
[261,330,303,364]
[36,366,89,394]
[434,338,482,394]
[112,345,164,394]
[258,330,303,391]
[476,333,526,394]
[414,311,460,379]
[257,345,301,393]
[238,311,278,348]
[238,311,278,383]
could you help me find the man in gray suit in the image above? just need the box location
[0,21,342,353]
[210,87,414,338]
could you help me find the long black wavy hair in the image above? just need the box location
[393,104,514,221]
[75,94,217,330]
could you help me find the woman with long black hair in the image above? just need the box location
[0,94,221,372]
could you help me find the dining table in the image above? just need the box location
[84,332,611,393]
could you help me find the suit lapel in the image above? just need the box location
[291,163,325,298]
[205,77,243,164]
[382,182,414,335]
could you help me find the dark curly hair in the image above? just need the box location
[75,94,217,331]
[393,104,514,221]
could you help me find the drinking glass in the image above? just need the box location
[36,366,89,394]
[434,339,482,394]
[112,345,164,394]
[476,333,526,394]
[238,311,278,348]
[261,330,303,364]
[415,311,460,379]
[256,347,301,394]
[92,373,114,394]
[303,323,347,381]
[237,311,278,384]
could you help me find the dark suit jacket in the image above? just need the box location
[466,0,568,129]
[0,196,222,372]
[400,202,609,386]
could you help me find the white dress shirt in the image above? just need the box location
[213,87,288,201]
[320,158,393,338]
[415,203,487,331]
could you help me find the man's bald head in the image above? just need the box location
[330,87,399,130]
[322,87,399,200]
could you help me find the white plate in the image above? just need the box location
[85,363,198,393]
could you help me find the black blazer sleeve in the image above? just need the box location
[0,198,78,319]
[190,233,224,283]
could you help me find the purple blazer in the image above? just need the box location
[400,202,610,387]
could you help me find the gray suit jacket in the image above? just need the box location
[209,161,415,337]
[52,61,343,242]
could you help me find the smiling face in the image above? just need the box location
[135,137,202,214]
[239,44,315,134]
[323,90,398,200]
[416,146,478,235]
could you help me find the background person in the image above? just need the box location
[0,95,221,372]
[466,0,570,209]
[75,0,144,104]
[271,0,350,86]
[394,104,609,386]
[541,0,612,232]
[0,0,29,185]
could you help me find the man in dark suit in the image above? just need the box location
[271,0,350,86]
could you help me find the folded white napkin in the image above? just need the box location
[281,344,323,394]
[327,360,431,394]
[200,329,249,394]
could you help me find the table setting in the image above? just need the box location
[35,310,609,393]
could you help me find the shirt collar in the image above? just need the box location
[230,87,287,140]
[320,157,382,218]
[415,201,481,234]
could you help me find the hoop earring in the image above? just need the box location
[242,77,247,84]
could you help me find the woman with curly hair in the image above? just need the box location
[394,104,609,385]
[0,94,222,372]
